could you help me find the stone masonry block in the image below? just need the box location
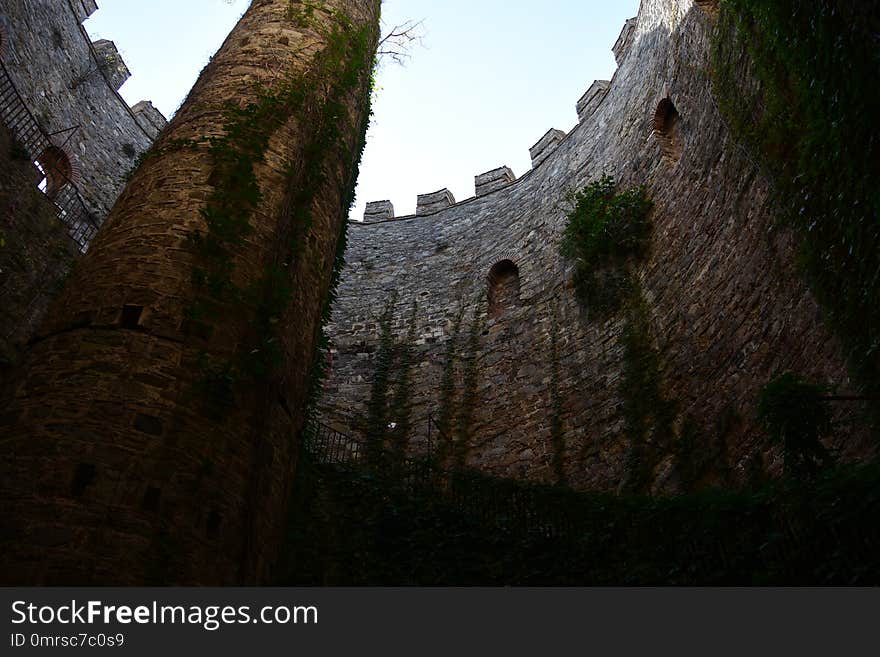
[576,80,611,122]
[612,18,637,65]
[529,129,566,169]
[363,200,394,222]
[416,189,455,216]
[475,166,516,197]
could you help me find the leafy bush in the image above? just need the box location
[757,372,834,477]
[560,176,653,316]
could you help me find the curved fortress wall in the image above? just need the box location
[319,0,868,492]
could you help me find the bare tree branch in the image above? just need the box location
[378,18,425,66]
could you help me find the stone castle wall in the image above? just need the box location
[0,0,380,585]
[0,0,166,222]
[319,0,872,492]
[0,0,166,365]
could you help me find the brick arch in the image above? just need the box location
[487,258,521,317]
[35,144,78,199]
[653,96,682,162]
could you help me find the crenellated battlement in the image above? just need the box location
[91,38,130,91]
[360,13,640,223]
[416,188,456,216]
[475,166,516,197]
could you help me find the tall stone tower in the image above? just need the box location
[0,0,380,585]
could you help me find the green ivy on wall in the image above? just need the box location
[559,175,653,318]
[758,372,835,478]
[180,3,378,412]
[711,0,880,408]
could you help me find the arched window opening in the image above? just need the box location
[653,97,682,162]
[488,259,520,317]
[35,146,72,199]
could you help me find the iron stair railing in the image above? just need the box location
[0,58,100,252]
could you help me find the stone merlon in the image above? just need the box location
[612,18,637,65]
[416,189,456,216]
[131,100,168,140]
[576,80,611,122]
[363,200,394,222]
[529,129,566,169]
[91,39,130,91]
[72,0,98,23]
[475,166,516,197]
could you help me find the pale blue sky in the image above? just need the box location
[85,0,639,219]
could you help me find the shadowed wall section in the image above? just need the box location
[0,0,380,585]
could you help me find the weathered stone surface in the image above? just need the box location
[319,0,872,495]
[529,129,566,168]
[364,199,394,222]
[475,166,516,197]
[71,0,98,23]
[0,125,79,369]
[0,0,380,585]
[0,0,166,223]
[576,80,610,122]
[131,101,167,141]
[91,39,130,91]
[613,17,637,65]
[416,188,455,216]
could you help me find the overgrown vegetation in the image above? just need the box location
[619,284,679,493]
[281,451,880,585]
[549,308,566,486]
[454,311,483,470]
[559,175,653,317]
[364,294,398,467]
[712,0,880,404]
[758,372,834,477]
[435,304,466,465]
[177,4,377,408]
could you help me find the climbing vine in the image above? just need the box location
[387,302,419,467]
[454,310,483,470]
[435,303,466,465]
[757,372,835,478]
[559,175,653,318]
[549,308,566,486]
[365,293,397,468]
[619,283,678,494]
[182,2,378,407]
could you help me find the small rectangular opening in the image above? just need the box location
[207,510,222,537]
[71,463,96,497]
[121,305,144,329]
[142,487,161,512]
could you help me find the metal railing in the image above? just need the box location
[302,421,364,465]
[0,58,100,252]
[301,416,572,539]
